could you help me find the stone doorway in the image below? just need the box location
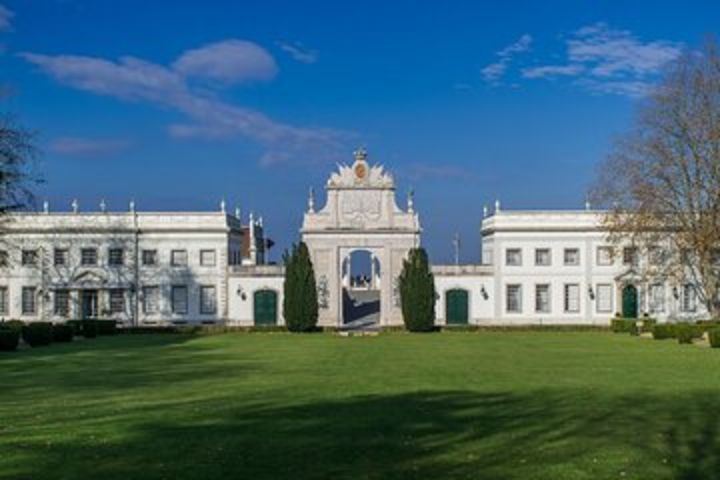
[342,250,381,326]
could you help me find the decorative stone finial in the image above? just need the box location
[585,198,591,211]
[308,187,315,213]
[129,199,136,213]
[494,199,501,213]
[71,199,79,214]
[235,206,241,219]
[220,198,226,214]
[482,205,488,218]
[249,211,254,226]
[258,216,264,227]
[42,200,49,214]
[100,199,107,213]
[353,146,368,163]
[407,188,415,213]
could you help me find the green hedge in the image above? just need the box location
[52,324,74,342]
[81,320,98,338]
[652,324,677,340]
[21,322,53,347]
[0,326,20,351]
[3,320,24,331]
[611,318,638,333]
[96,320,117,335]
[675,324,704,344]
[709,328,720,348]
[640,318,657,333]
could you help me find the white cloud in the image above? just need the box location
[523,23,682,97]
[567,23,681,78]
[49,137,131,156]
[481,34,532,83]
[22,41,347,165]
[0,4,14,31]
[278,41,318,64]
[173,40,277,84]
[521,64,584,79]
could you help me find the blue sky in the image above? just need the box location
[1,0,719,263]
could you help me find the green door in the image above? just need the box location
[446,289,469,325]
[622,285,638,318]
[254,290,278,326]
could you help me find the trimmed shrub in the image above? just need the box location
[611,318,637,333]
[676,324,704,344]
[21,322,53,347]
[3,320,24,331]
[709,328,720,348]
[52,324,74,342]
[640,318,657,333]
[96,319,117,335]
[399,248,436,332]
[67,320,83,336]
[652,323,677,340]
[0,326,20,351]
[82,319,98,338]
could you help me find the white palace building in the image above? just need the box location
[0,149,706,328]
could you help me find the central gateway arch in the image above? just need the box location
[301,149,421,327]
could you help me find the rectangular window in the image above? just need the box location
[200,286,217,314]
[506,284,522,313]
[171,250,188,267]
[649,246,665,266]
[21,287,36,315]
[596,284,613,313]
[22,250,38,266]
[109,289,125,313]
[0,287,7,314]
[649,284,665,313]
[172,286,188,314]
[142,286,159,314]
[505,249,522,266]
[81,248,97,266]
[108,248,124,266]
[596,246,613,266]
[535,284,550,313]
[535,249,551,266]
[0,250,8,267]
[564,284,580,313]
[54,249,68,266]
[142,250,157,266]
[623,247,638,266]
[682,284,697,312]
[54,289,70,316]
[563,248,580,266]
[200,250,216,267]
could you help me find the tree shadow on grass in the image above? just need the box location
[4,390,720,480]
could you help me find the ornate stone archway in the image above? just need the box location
[301,148,421,327]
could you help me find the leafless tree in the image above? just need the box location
[0,111,38,214]
[591,39,720,318]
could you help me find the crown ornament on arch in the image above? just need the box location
[327,148,395,189]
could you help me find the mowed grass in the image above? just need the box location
[2,332,720,480]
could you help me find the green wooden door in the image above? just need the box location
[446,289,469,325]
[622,285,638,318]
[254,290,278,326]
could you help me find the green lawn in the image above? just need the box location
[2,332,720,480]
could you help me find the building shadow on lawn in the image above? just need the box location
[8,390,720,480]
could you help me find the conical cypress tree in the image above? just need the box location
[283,242,319,332]
[398,248,436,332]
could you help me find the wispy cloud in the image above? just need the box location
[0,4,14,31]
[521,64,584,79]
[21,40,348,165]
[524,23,682,97]
[48,136,132,156]
[481,34,532,83]
[277,41,318,64]
[173,40,277,84]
